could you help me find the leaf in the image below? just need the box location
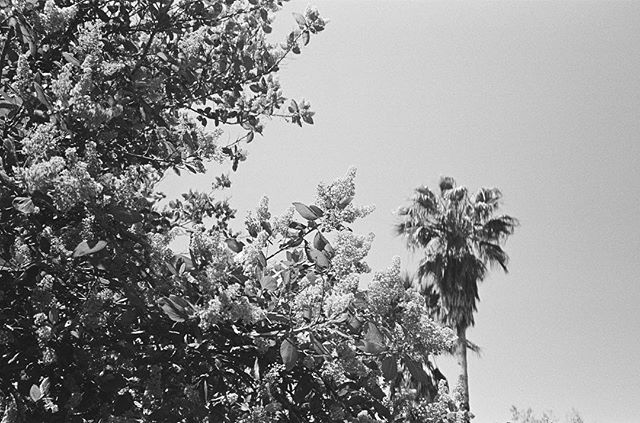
[313,231,327,250]
[158,297,187,322]
[280,338,298,371]
[292,202,319,220]
[225,238,244,253]
[39,377,50,395]
[172,254,194,272]
[348,313,362,331]
[260,275,277,292]
[381,356,398,381]
[323,242,335,257]
[257,251,267,269]
[32,82,52,110]
[288,99,299,113]
[73,240,107,257]
[372,399,392,420]
[310,333,329,355]
[308,205,324,217]
[30,384,42,401]
[168,295,195,316]
[107,205,143,224]
[338,195,354,209]
[48,307,58,324]
[362,322,387,354]
[61,52,80,66]
[307,247,330,268]
[260,220,273,235]
[292,12,307,28]
[301,30,310,46]
[405,357,430,384]
[302,114,314,125]
[294,374,313,402]
[12,197,35,214]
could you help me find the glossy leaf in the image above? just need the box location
[362,322,387,354]
[225,238,244,253]
[313,231,327,250]
[280,338,298,371]
[30,384,42,402]
[12,197,35,214]
[308,204,324,217]
[39,377,50,395]
[307,247,330,268]
[73,240,107,257]
[292,202,320,220]
[260,274,277,292]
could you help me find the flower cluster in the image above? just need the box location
[406,381,472,423]
[367,256,405,316]
[198,283,265,330]
[315,168,375,229]
[331,231,375,277]
[400,291,456,358]
[41,0,77,34]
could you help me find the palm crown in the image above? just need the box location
[396,176,518,332]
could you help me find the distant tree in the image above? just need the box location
[396,177,518,415]
[509,406,585,423]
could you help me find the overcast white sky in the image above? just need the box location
[162,1,640,421]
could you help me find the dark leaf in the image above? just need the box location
[405,357,429,384]
[381,356,397,381]
[294,375,313,402]
[308,205,324,217]
[337,195,354,209]
[225,238,244,253]
[292,202,319,220]
[313,231,327,250]
[33,82,52,109]
[108,205,143,224]
[288,99,299,113]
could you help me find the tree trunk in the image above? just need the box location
[456,326,470,413]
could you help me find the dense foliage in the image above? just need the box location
[0,1,465,422]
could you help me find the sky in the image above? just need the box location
[160,1,640,421]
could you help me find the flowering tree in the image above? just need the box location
[0,1,459,422]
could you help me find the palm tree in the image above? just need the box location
[396,176,518,413]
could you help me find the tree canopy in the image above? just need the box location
[0,1,466,422]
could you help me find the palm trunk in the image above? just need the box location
[456,326,470,414]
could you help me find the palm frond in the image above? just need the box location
[478,241,509,272]
[482,215,518,241]
[439,176,456,193]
